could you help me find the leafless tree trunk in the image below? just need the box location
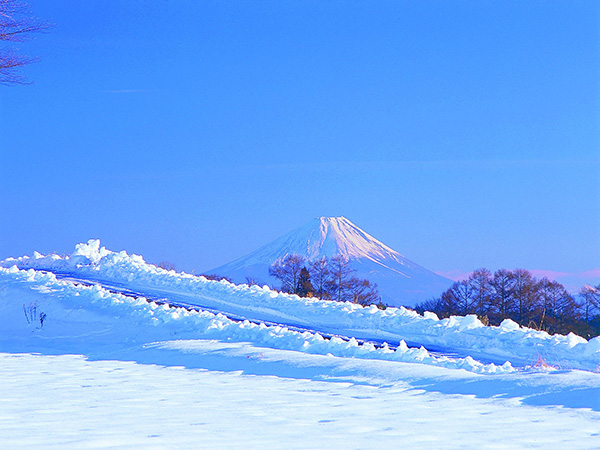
[309,256,330,299]
[329,254,355,302]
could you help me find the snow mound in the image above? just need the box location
[2,241,600,372]
[0,265,510,374]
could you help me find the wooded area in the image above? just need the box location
[415,268,600,338]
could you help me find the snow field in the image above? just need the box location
[4,239,599,372]
[2,352,600,450]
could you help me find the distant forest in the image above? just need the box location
[415,268,600,338]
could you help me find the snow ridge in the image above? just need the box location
[2,240,600,372]
[1,265,511,374]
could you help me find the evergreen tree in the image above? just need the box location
[296,267,314,297]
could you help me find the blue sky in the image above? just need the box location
[1,0,599,288]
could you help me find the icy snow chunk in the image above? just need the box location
[502,361,514,371]
[500,319,520,332]
[71,239,110,265]
[130,254,145,264]
[565,332,586,348]
[442,315,482,330]
[458,315,484,331]
[586,336,600,354]
[423,311,439,321]
[396,340,409,353]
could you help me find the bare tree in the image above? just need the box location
[537,278,579,334]
[245,276,261,287]
[489,269,514,323]
[328,254,355,302]
[510,269,539,326]
[158,261,176,271]
[269,254,381,305]
[201,274,233,283]
[469,268,492,316]
[308,256,330,299]
[1,0,50,84]
[416,269,600,337]
[347,277,380,306]
[269,254,306,294]
[579,285,600,324]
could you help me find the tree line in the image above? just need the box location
[415,268,600,338]
[268,254,383,307]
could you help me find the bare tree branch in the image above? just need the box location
[0,0,50,84]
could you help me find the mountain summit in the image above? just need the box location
[208,217,452,307]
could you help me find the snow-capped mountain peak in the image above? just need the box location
[222,216,404,268]
[312,216,411,265]
[209,217,452,306]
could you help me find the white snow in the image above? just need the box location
[2,241,600,449]
[3,352,600,450]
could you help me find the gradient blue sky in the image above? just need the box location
[1,0,599,288]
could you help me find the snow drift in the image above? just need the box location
[2,239,600,372]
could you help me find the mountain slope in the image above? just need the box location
[208,217,452,306]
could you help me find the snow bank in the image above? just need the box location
[0,265,511,374]
[3,240,600,371]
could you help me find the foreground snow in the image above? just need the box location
[2,241,600,449]
[3,352,600,450]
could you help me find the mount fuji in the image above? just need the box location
[208,217,452,307]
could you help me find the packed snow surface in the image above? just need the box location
[4,353,600,450]
[208,216,453,306]
[2,240,600,449]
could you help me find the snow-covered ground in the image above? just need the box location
[1,241,600,449]
[3,352,600,449]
